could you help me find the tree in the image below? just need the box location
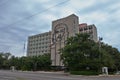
[34,53,51,71]
[61,33,116,73]
[0,52,12,69]
[0,53,4,68]
[101,44,120,71]
[0,52,51,71]
[18,53,51,71]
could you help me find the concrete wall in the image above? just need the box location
[27,31,51,56]
[51,14,79,66]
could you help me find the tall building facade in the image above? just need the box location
[27,31,51,56]
[51,14,79,66]
[27,14,98,67]
[79,23,98,42]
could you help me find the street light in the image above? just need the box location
[99,37,109,75]
[99,37,103,51]
[99,37,103,73]
[99,37,103,60]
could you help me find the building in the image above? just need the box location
[79,23,98,42]
[27,31,51,56]
[27,14,98,67]
[51,14,79,66]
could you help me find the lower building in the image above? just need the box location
[27,31,51,56]
[79,23,98,42]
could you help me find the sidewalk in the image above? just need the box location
[18,70,120,77]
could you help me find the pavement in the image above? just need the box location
[0,70,120,80]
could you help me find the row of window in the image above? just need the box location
[28,50,50,54]
[80,30,93,34]
[29,34,50,39]
[29,42,50,46]
[30,36,51,39]
[28,46,50,50]
[29,40,50,43]
[29,38,51,42]
[79,26,93,31]
[29,41,49,44]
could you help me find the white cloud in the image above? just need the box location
[0,0,120,56]
[108,2,120,10]
[39,13,57,22]
[103,31,120,47]
[111,10,120,20]
[69,0,96,10]
[79,11,108,24]
[34,0,50,3]
[10,43,25,57]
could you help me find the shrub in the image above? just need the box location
[70,70,99,75]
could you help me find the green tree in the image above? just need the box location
[19,53,51,71]
[0,52,12,69]
[0,52,51,71]
[101,44,120,71]
[0,53,4,68]
[61,33,115,73]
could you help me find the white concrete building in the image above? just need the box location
[27,31,51,56]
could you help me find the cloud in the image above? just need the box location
[103,31,120,50]
[0,0,120,56]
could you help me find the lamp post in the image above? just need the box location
[99,37,103,60]
[99,37,103,73]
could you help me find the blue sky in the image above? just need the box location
[0,0,120,56]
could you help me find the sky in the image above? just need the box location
[0,0,120,57]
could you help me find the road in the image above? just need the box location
[0,70,120,80]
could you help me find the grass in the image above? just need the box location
[70,70,99,75]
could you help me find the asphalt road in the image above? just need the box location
[0,70,120,80]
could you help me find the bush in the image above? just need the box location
[108,68,116,74]
[70,70,99,75]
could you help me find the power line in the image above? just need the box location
[1,0,70,29]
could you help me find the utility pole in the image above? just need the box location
[99,37,103,73]
[23,40,27,56]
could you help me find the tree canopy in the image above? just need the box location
[0,52,51,71]
[61,33,120,73]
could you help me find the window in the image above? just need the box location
[84,27,87,30]
[73,19,75,24]
[89,30,93,34]
[89,26,92,29]
[79,28,83,31]
[36,47,38,49]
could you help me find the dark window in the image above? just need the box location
[89,26,92,29]
[84,27,87,30]
[79,28,83,31]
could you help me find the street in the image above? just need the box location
[0,70,120,80]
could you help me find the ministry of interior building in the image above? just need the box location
[27,14,98,66]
